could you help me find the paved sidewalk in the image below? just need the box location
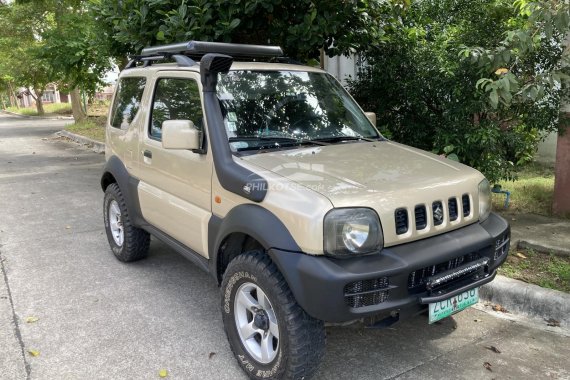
[499,211,570,256]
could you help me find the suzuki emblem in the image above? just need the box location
[434,204,444,223]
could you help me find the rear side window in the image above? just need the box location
[150,78,203,140]
[110,77,146,129]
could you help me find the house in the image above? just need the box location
[16,83,62,107]
[94,85,115,102]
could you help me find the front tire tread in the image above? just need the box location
[222,251,325,380]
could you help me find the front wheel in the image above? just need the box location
[221,251,326,379]
[103,183,150,262]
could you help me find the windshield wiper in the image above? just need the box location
[311,136,378,143]
[229,136,329,148]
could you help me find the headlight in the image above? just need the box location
[478,179,491,221]
[324,208,383,258]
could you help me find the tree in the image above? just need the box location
[0,1,112,120]
[468,1,570,112]
[0,2,55,115]
[91,0,402,66]
[348,0,570,183]
[0,73,18,109]
[40,5,112,121]
[14,0,112,121]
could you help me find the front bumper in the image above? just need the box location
[268,212,510,323]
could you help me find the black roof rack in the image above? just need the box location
[124,54,196,69]
[125,41,287,69]
[124,40,287,70]
[141,40,283,59]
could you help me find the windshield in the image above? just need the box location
[216,70,380,152]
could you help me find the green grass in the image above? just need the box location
[65,117,106,142]
[5,103,72,116]
[63,102,109,142]
[491,162,555,216]
[4,106,40,116]
[499,248,570,292]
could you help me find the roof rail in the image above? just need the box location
[141,40,283,59]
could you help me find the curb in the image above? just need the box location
[480,275,569,329]
[1,109,74,120]
[517,239,570,258]
[57,130,105,153]
[478,238,569,329]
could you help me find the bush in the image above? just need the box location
[347,0,568,184]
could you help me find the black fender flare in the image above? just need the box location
[208,204,302,281]
[101,156,146,227]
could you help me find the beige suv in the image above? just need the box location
[101,41,510,379]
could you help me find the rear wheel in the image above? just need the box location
[103,183,150,262]
[221,251,326,379]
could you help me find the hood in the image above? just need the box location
[240,141,484,246]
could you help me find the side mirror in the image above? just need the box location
[364,112,377,126]
[162,120,200,151]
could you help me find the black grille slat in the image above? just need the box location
[395,208,408,235]
[448,198,458,221]
[344,277,390,308]
[494,233,510,260]
[345,277,389,294]
[414,205,427,230]
[345,291,389,308]
[462,194,471,217]
[397,194,468,234]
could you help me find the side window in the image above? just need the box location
[150,78,203,140]
[110,77,146,129]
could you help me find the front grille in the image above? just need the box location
[415,205,427,230]
[448,198,458,221]
[344,277,390,308]
[408,252,481,293]
[395,208,408,235]
[394,193,471,236]
[462,194,471,217]
[432,201,444,226]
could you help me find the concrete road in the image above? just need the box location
[0,113,569,380]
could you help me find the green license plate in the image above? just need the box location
[428,288,479,324]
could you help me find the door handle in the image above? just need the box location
[143,150,152,159]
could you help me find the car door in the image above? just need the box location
[136,71,212,257]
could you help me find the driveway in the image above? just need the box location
[0,113,568,379]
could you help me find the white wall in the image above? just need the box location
[536,131,558,164]
[323,54,358,86]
